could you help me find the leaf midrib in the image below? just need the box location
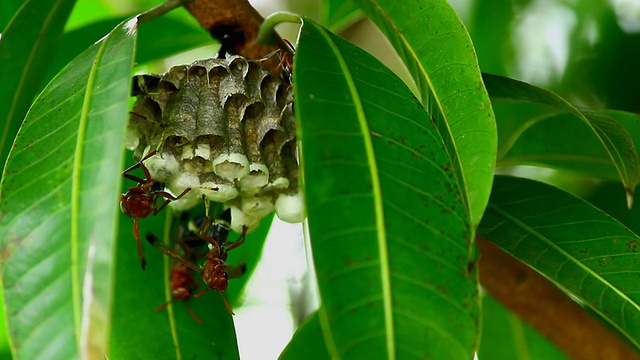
[312,23,395,359]
[70,19,117,348]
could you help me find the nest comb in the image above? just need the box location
[126,55,303,231]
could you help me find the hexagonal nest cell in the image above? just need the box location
[126,55,303,231]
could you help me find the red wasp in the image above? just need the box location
[157,262,203,323]
[259,38,295,83]
[146,209,247,315]
[277,39,295,83]
[154,212,208,322]
[121,150,191,270]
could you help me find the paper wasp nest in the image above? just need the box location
[126,55,303,231]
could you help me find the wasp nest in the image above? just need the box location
[126,55,303,231]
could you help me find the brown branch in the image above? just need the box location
[478,236,640,360]
[184,0,282,60]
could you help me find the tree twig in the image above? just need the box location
[478,236,640,359]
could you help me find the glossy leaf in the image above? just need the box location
[0,18,137,359]
[478,295,568,360]
[321,0,362,32]
[279,312,329,360]
[478,175,640,350]
[485,74,640,203]
[495,110,618,180]
[295,19,477,359]
[0,0,76,168]
[350,0,498,229]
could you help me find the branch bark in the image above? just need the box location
[478,236,640,360]
[184,0,282,59]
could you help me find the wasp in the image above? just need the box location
[157,262,203,322]
[278,38,295,83]
[120,150,191,270]
[154,212,208,322]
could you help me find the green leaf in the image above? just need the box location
[0,0,76,171]
[485,74,640,203]
[321,0,362,32]
[478,175,640,350]
[279,312,329,360]
[0,2,20,31]
[478,295,569,360]
[494,109,619,180]
[294,19,477,359]
[0,18,137,359]
[350,0,498,229]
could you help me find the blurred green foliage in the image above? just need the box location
[465,0,640,113]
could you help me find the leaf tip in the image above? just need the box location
[124,17,139,35]
[626,188,634,209]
